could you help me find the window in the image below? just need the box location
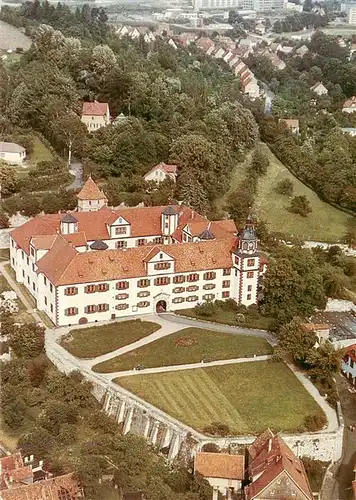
[138,279,150,288]
[50,284,53,293]
[203,283,215,290]
[44,297,47,305]
[32,282,35,291]
[65,307,78,316]
[32,264,35,272]
[22,250,24,260]
[26,257,29,265]
[173,287,185,293]
[222,280,230,288]
[137,301,150,308]
[247,271,254,279]
[137,291,150,297]
[154,277,170,286]
[22,270,25,278]
[187,285,199,292]
[222,291,230,298]
[85,284,96,294]
[98,303,109,312]
[137,238,146,246]
[186,295,198,302]
[50,304,53,313]
[247,258,255,267]
[117,240,127,249]
[116,304,129,310]
[117,281,129,290]
[98,283,109,292]
[65,286,78,296]
[173,275,185,284]
[187,273,198,282]
[27,276,30,284]
[115,226,127,235]
[203,272,216,280]
[172,297,184,303]
[235,256,239,265]
[247,294,251,300]
[248,285,252,291]
[153,237,163,244]
[12,258,15,266]
[116,293,129,300]
[154,262,170,270]
[165,222,169,229]
[223,268,231,276]
[85,305,97,313]
[203,293,215,300]
[44,276,47,285]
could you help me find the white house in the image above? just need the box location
[81,101,111,132]
[310,82,328,96]
[0,142,26,165]
[9,180,263,327]
[342,343,356,386]
[143,162,178,183]
[342,96,356,113]
[341,127,356,137]
[295,44,309,57]
[194,452,244,500]
[279,118,300,134]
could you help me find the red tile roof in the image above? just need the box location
[82,101,109,116]
[0,472,82,500]
[195,452,244,480]
[344,343,356,363]
[343,96,356,109]
[144,162,178,177]
[76,177,108,201]
[245,432,313,500]
[36,237,237,286]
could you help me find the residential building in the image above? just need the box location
[279,118,300,134]
[342,343,356,386]
[342,96,356,113]
[0,142,26,165]
[193,0,285,10]
[0,452,82,499]
[341,127,356,137]
[9,180,263,327]
[81,101,111,132]
[347,4,356,24]
[310,82,328,96]
[295,44,309,57]
[245,430,313,500]
[143,162,178,183]
[194,452,244,500]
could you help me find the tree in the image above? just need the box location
[274,318,317,363]
[275,178,293,196]
[18,426,55,457]
[0,210,9,228]
[39,400,78,434]
[52,113,87,165]
[9,323,45,358]
[306,342,344,385]
[289,195,312,217]
[2,396,27,429]
[250,147,269,176]
[0,161,18,195]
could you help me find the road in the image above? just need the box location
[67,161,83,190]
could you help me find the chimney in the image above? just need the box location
[30,455,34,462]
[268,439,272,453]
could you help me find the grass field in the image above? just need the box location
[93,327,272,373]
[60,320,160,359]
[176,307,275,330]
[253,144,350,243]
[28,136,53,165]
[115,361,324,435]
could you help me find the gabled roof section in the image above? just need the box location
[36,235,78,284]
[0,472,82,500]
[30,234,57,251]
[61,213,77,223]
[11,215,62,254]
[162,205,178,215]
[63,231,87,247]
[82,101,109,116]
[76,177,108,201]
[195,452,244,480]
[143,246,174,262]
[145,162,178,177]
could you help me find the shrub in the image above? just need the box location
[39,400,79,434]
[201,443,220,453]
[302,412,327,432]
[18,426,55,458]
[9,323,45,358]
[195,299,215,318]
[58,423,77,445]
[0,210,9,229]
[289,195,312,217]
[202,421,231,436]
[2,396,27,429]
[275,178,293,196]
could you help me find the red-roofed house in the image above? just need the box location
[245,431,313,500]
[195,452,244,499]
[342,96,356,114]
[143,162,178,183]
[342,343,356,386]
[81,100,110,131]
[9,179,264,326]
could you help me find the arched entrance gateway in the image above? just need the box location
[156,300,167,313]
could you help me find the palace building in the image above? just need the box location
[9,178,265,327]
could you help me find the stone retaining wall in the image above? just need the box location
[46,341,344,463]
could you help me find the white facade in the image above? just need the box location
[0,142,26,165]
[347,5,356,24]
[341,346,356,386]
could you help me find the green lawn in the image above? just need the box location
[60,320,160,359]
[116,361,324,435]
[93,327,272,373]
[216,151,252,210]
[28,136,53,165]
[254,144,350,243]
[176,307,275,330]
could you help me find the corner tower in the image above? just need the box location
[76,176,108,212]
[234,215,260,306]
